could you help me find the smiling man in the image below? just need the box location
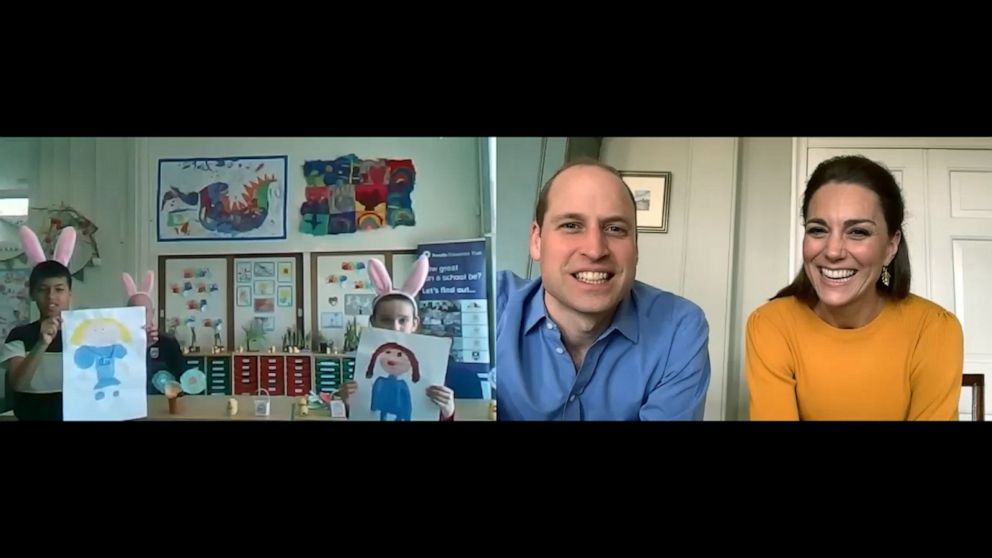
[495,160,711,420]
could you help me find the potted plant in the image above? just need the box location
[343,317,362,353]
[242,320,266,352]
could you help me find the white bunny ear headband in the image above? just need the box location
[20,225,76,269]
[367,254,430,316]
[123,271,155,305]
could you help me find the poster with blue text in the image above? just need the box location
[416,239,490,399]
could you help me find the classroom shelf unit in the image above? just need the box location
[179,352,354,397]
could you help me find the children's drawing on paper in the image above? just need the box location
[236,286,251,307]
[254,262,275,277]
[236,262,252,284]
[277,286,293,307]
[315,254,382,356]
[62,306,147,421]
[162,257,227,349]
[344,294,374,316]
[321,312,344,329]
[254,280,274,296]
[350,328,451,421]
[72,318,129,399]
[277,262,293,283]
[157,156,288,241]
[254,298,274,313]
[367,342,419,421]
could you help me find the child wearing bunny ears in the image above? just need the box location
[336,254,457,420]
[123,271,186,394]
[0,226,77,420]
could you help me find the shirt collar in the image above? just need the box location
[524,281,639,343]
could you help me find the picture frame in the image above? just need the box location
[236,286,251,307]
[620,171,672,233]
[277,286,293,307]
[254,280,275,297]
[157,155,288,242]
[277,261,293,283]
[236,262,252,284]
[254,262,275,278]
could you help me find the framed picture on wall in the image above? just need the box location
[236,286,251,307]
[236,262,252,284]
[254,298,275,313]
[277,262,293,283]
[254,262,275,278]
[277,286,293,307]
[620,171,672,233]
[254,280,275,297]
[157,155,288,242]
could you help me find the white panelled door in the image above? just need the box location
[800,146,992,419]
[927,150,992,420]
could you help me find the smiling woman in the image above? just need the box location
[745,155,964,421]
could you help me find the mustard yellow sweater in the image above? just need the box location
[746,294,963,421]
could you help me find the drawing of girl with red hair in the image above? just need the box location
[366,341,420,421]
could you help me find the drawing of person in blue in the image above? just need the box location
[71,318,130,400]
[366,342,420,421]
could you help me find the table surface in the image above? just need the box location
[0,395,495,421]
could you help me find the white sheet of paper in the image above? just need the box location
[350,328,452,421]
[329,400,347,418]
[61,306,148,421]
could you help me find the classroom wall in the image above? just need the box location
[8,137,484,339]
[34,138,133,314]
[134,137,485,346]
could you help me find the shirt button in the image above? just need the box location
[569,394,576,402]
[555,347,564,354]
[546,322,555,329]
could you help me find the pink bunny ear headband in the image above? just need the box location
[20,225,76,269]
[123,271,155,305]
[367,254,430,316]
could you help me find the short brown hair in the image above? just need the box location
[534,158,638,229]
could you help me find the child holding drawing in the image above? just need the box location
[1,226,77,420]
[335,254,456,421]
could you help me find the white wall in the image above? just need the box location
[494,137,567,278]
[32,138,133,314]
[0,138,41,254]
[600,137,740,420]
[0,138,39,190]
[133,137,484,344]
[726,137,794,420]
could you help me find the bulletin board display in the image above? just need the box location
[310,250,416,352]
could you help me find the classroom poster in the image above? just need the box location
[163,258,227,348]
[314,254,382,352]
[416,239,490,398]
